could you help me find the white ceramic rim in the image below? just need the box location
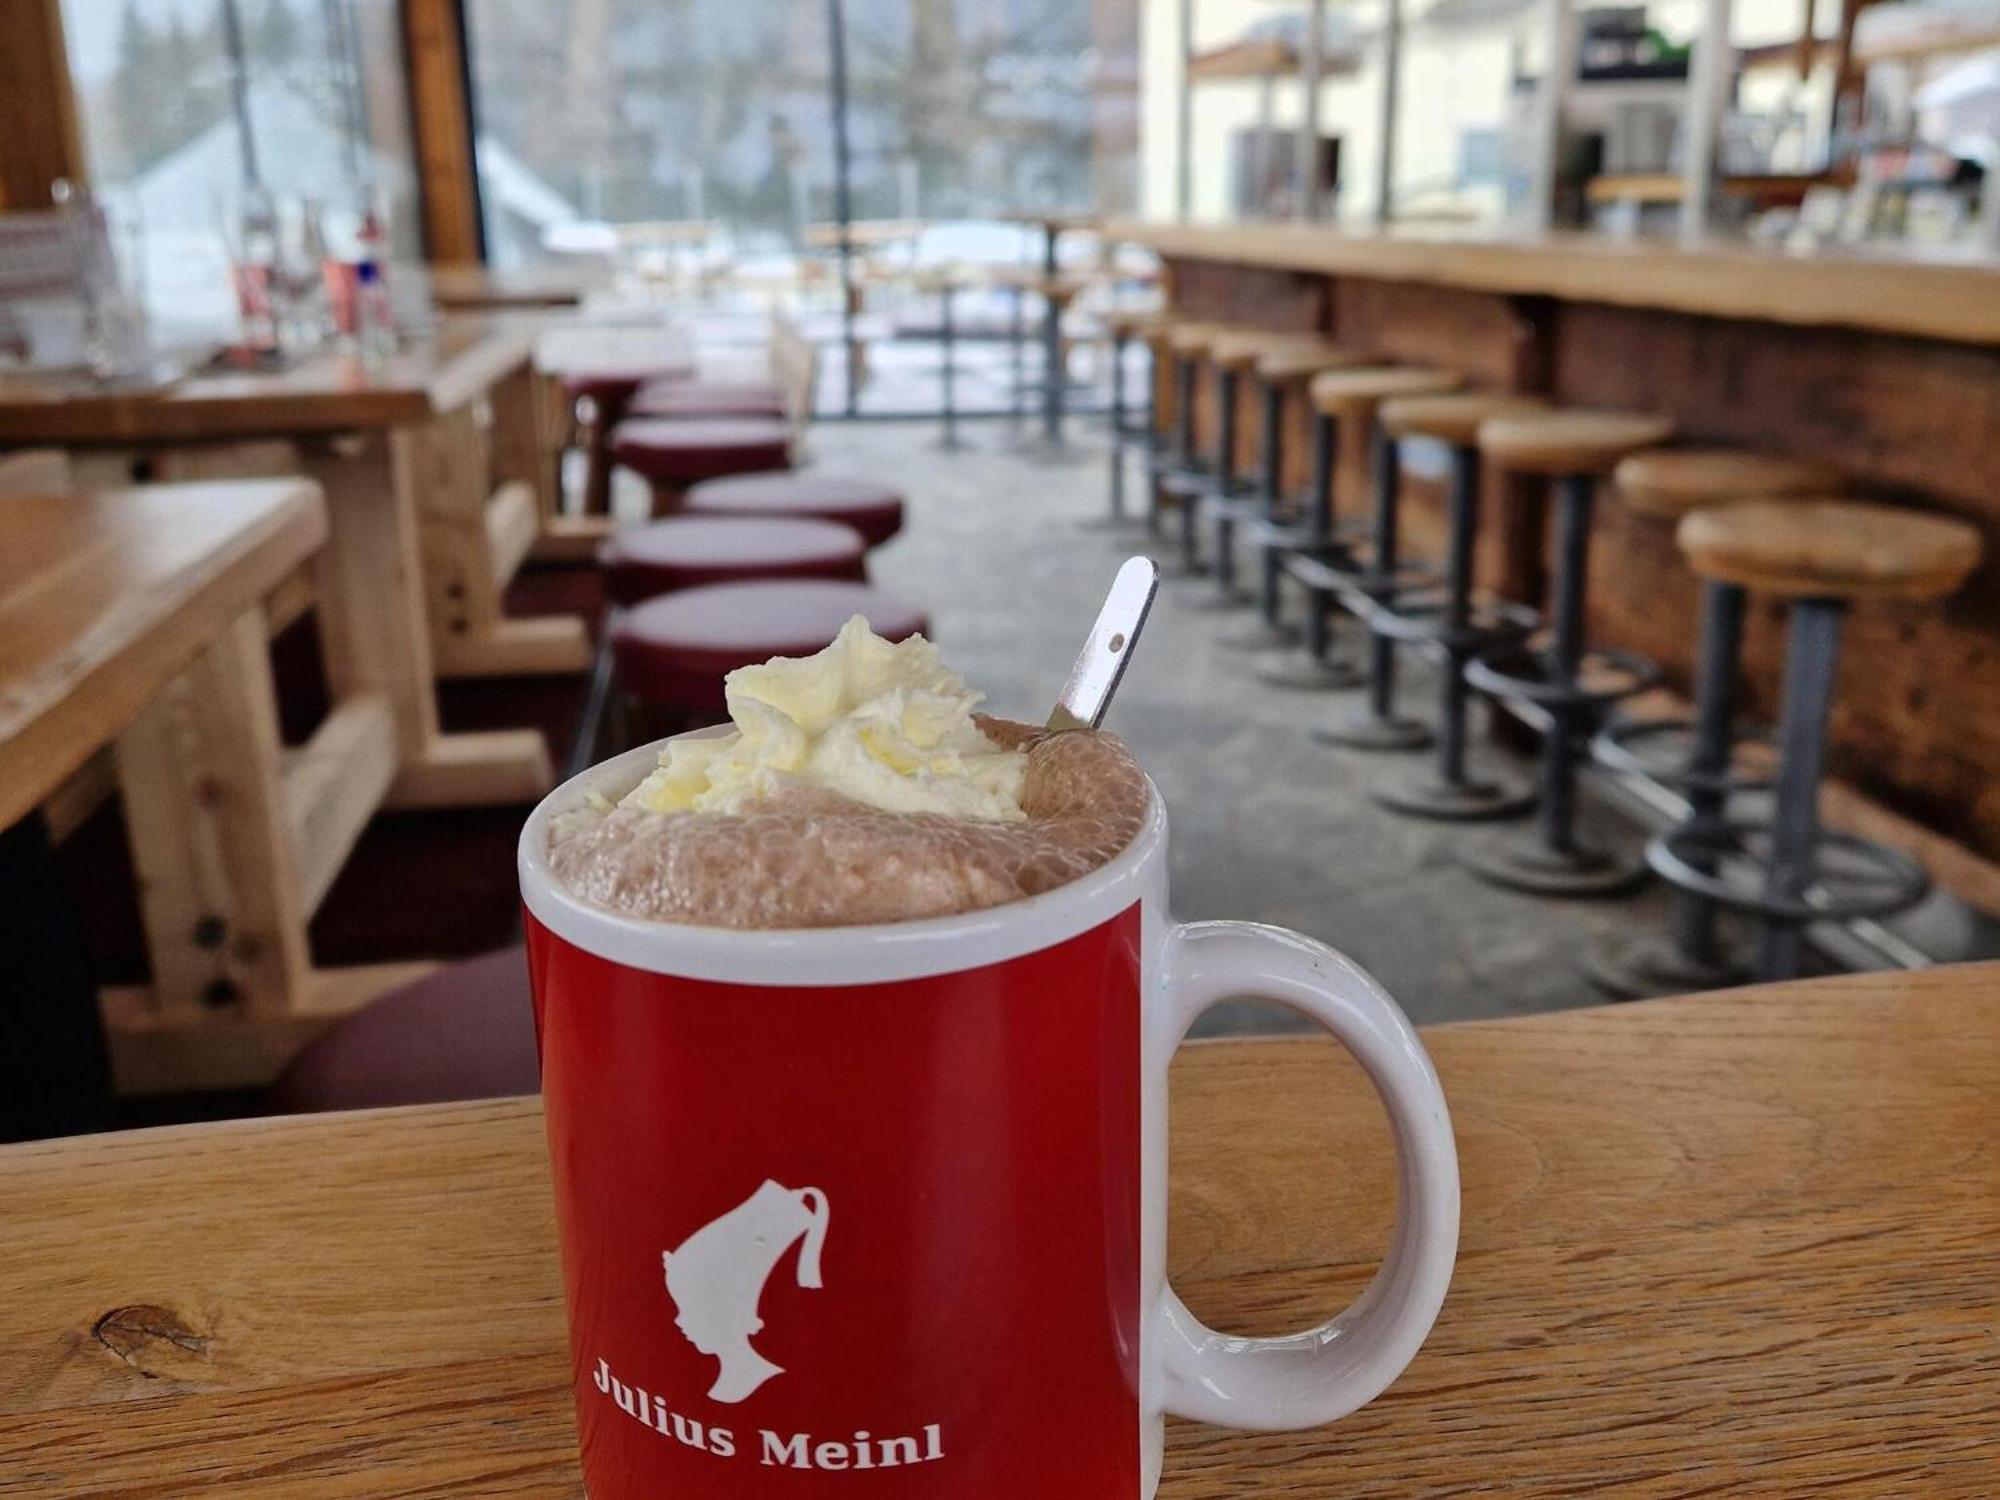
[517,733,1167,986]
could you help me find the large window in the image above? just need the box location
[60,0,422,341]
[463,0,1141,268]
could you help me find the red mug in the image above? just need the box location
[520,736,1459,1497]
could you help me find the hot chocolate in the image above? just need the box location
[548,618,1149,929]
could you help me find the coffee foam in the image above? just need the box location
[548,719,1148,930]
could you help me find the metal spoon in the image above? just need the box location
[1045,557,1160,733]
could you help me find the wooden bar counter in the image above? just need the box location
[0,964,1993,1492]
[1113,221,2000,871]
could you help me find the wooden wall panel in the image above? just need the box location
[0,0,86,209]
[1557,304,2000,859]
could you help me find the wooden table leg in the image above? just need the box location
[303,434,552,810]
[99,608,437,1094]
[405,405,592,680]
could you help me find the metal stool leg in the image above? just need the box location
[1589,580,1754,995]
[1756,598,1845,981]
[1008,285,1026,424]
[1377,442,1534,816]
[1318,430,1432,750]
[1042,292,1065,446]
[1223,378,1302,651]
[1260,410,1364,690]
[934,282,962,452]
[1106,332,1127,518]
[1168,355,1204,575]
[1190,368,1251,609]
[1465,473,1647,896]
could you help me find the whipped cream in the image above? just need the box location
[622,615,1028,821]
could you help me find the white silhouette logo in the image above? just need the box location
[663,1180,831,1405]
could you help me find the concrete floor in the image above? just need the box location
[782,416,1687,1031]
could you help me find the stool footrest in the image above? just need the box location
[1648,821,1929,925]
[1370,594,1536,649]
[1282,549,1366,593]
[1465,641,1662,711]
[1591,716,1777,795]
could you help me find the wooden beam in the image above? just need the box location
[0,0,85,210]
[402,0,484,264]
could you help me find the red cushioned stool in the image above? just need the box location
[611,580,928,718]
[564,361,695,516]
[628,378,788,420]
[598,516,868,606]
[266,947,539,1113]
[611,417,793,515]
[682,472,906,548]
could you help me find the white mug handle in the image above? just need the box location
[1158,921,1460,1430]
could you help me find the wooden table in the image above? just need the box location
[426,263,600,312]
[0,480,433,1101]
[0,319,588,809]
[2,964,1992,1492]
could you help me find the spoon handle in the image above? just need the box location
[1046,556,1160,733]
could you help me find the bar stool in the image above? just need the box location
[1098,306,1168,529]
[1193,330,1331,610]
[269,947,536,1112]
[1221,338,1376,653]
[627,379,787,420]
[1371,393,1548,816]
[1271,365,1460,707]
[1587,449,1846,995]
[1461,410,1673,894]
[991,263,1034,424]
[598,516,869,606]
[1034,273,1090,449]
[564,363,694,517]
[613,580,929,723]
[610,418,792,516]
[1152,320,1236,574]
[914,266,971,452]
[681,472,906,548]
[1656,499,1979,981]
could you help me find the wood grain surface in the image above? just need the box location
[1,965,1994,1495]
[0,480,326,829]
[1107,220,2000,346]
[0,319,538,446]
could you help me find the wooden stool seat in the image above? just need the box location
[1309,366,1461,416]
[1379,393,1547,445]
[1211,329,1325,372]
[1255,341,1375,386]
[1165,321,1243,358]
[611,580,929,715]
[991,268,1089,304]
[597,516,869,606]
[682,471,906,547]
[1678,499,1983,603]
[1479,409,1673,475]
[1614,449,1845,519]
[912,267,972,295]
[1104,306,1168,339]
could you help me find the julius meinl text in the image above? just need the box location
[596,1357,945,1471]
